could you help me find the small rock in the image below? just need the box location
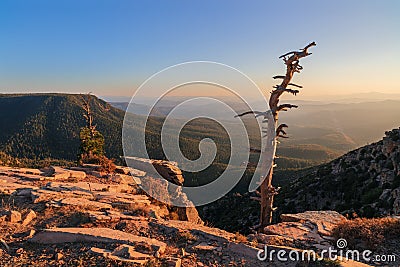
[112,244,152,260]
[180,248,186,257]
[90,171,107,178]
[7,210,22,223]
[16,248,24,254]
[55,252,64,261]
[0,239,10,252]
[16,188,33,197]
[60,197,112,210]
[22,210,37,226]
[27,229,36,238]
[154,250,161,258]
[165,257,182,267]
[69,170,86,179]
[193,242,217,251]
[111,174,135,184]
[50,167,71,180]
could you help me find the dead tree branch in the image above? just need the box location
[234,111,263,118]
[277,104,298,112]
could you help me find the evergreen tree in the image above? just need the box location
[78,93,115,172]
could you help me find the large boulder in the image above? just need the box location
[262,211,346,250]
[124,157,203,224]
[30,227,166,253]
[22,209,37,226]
[124,157,184,185]
[7,210,22,223]
[280,210,346,236]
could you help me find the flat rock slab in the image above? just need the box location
[153,219,235,243]
[264,222,325,243]
[50,166,86,179]
[14,173,45,180]
[111,174,142,185]
[46,181,133,194]
[281,211,346,224]
[94,192,151,206]
[0,179,38,195]
[281,211,346,236]
[87,210,144,222]
[1,168,45,181]
[94,191,149,200]
[11,168,44,176]
[90,247,150,265]
[60,197,112,210]
[193,243,218,251]
[31,189,94,203]
[115,166,146,177]
[30,227,166,253]
[249,233,294,246]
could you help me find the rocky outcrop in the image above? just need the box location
[124,156,184,185]
[0,166,376,266]
[125,156,203,224]
[280,211,346,236]
[0,165,378,266]
[30,227,166,252]
[277,127,400,217]
[90,245,153,265]
[251,211,346,250]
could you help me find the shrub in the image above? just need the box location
[176,230,197,243]
[0,152,19,166]
[332,217,400,250]
[361,187,382,205]
[235,232,248,243]
[79,153,116,173]
[125,203,151,216]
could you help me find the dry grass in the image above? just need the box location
[234,232,248,243]
[176,230,197,243]
[169,211,180,220]
[332,217,400,250]
[125,203,151,217]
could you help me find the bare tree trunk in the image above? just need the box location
[259,109,277,228]
[236,42,316,231]
[81,92,96,137]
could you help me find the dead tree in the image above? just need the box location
[81,92,96,137]
[236,42,316,230]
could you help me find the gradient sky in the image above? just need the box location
[1,1,399,98]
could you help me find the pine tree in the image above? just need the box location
[78,93,115,173]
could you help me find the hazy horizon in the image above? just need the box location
[1,1,399,98]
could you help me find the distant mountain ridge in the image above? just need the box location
[0,93,124,160]
[110,99,400,154]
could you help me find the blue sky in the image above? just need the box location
[1,0,399,98]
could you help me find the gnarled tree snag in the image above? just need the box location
[81,93,96,138]
[235,42,316,231]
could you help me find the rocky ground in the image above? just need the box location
[0,163,390,266]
